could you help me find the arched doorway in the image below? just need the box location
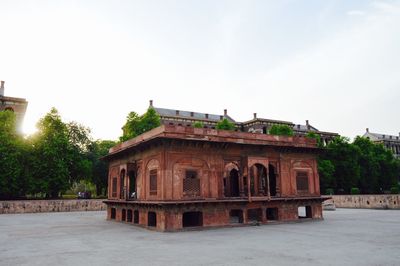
[229,169,240,197]
[269,164,277,196]
[250,164,267,196]
[128,170,136,199]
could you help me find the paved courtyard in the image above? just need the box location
[0,209,399,266]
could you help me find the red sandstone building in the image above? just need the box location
[104,123,326,231]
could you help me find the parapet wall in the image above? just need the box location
[0,199,106,214]
[330,195,400,209]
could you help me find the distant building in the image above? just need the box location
[363,128,400,158]
[0,81,28,133]
[150,100,338,145]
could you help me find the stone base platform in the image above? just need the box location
[104,196,325,231]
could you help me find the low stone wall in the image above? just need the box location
[0,199,106,214]
[330,195,400,209]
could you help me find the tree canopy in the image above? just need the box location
[0,111,30,199]
[2,106,399,199]
[120,108,161,141]
[27,108,93,198]
[87,139,117,196]
[319,136,400,194]
[0,108,112,199]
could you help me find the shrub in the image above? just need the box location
[350,187,360,195]
[216,118,235,131]
[193,121,204,128]
[325,188,334,195]
[306,132,323,147]
[269,125,294,136]
[62,194,77,199]
[390,186,399,194]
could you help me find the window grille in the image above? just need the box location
[149,169,157,195]
[183,170,200,197]
[112,177,117,198]
[296,171,309,193]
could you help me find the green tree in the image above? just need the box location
[353,136,399,193]
[87,140,117,196]
[29,108,71,198]
[29,108,93,198]
[321,136,361,194]
[0,111,30,199]
[269,124,294,136]
[66,121,92,185]
[120,108,161,141]
[318,159,335,194]
[216,118,235,131]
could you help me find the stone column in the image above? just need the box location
[266,165,271,198]
[239,172,245,197]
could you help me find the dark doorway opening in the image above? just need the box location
[122,209,126,222]
[127,209,132,222]
[110,208,116,219]
[182,211,203,227]
[128,170,136,199]
[298,206,312,219]
[229,169,240,197]
[148,212,157,227]
[134,210,139,224]
[266,208,278,221]
[229,209,244,224]
[268,164,277,196]
[262,126,267,134]
[250,164,267,196]
[247,208,262,222]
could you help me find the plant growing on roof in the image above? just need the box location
[216,118,235,131]
[193,121,204,128]
[268,124,294,136]
[120,108,161,142]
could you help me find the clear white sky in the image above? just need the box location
[1,0,399,140]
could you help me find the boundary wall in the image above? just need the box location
[330,195,400,209]
[0,199,106,214]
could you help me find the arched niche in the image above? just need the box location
[224,162,240,197]
[146,159,160,196]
